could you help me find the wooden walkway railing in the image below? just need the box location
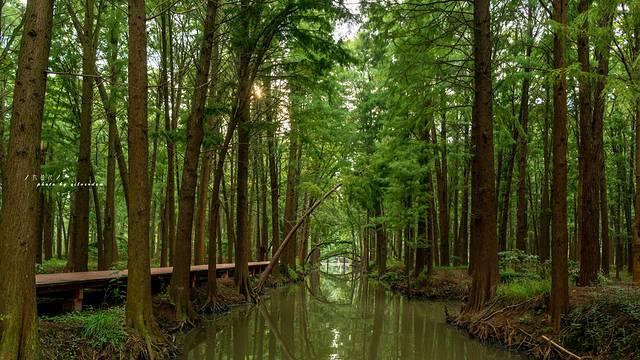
[36,261,270,311]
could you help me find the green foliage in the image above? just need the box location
[496,279,550,303]
[45,307,127,350]
[287,267,300,281]
[563,288,640,359]
[36,258,68,274]
[498,250,540,272]
[379,270,406,285]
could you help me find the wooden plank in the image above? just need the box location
[36,261,269,295]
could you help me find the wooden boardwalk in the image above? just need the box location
[36,261,270,311]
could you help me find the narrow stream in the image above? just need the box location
[181,270,526,359]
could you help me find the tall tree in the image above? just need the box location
[0,0,54,356]
[577,0,600,287]
[67,0,99,272]
[550,0,570,332]
[593,0,614,275]
[466,0,500,312]
[515,4,533,253]
[170,0,220,324]
[126,0,161,352]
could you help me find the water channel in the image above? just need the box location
[181,269,526,359]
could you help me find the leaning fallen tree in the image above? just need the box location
[254,183,342,293]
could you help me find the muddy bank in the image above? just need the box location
[379,267,640,360]
[39,274,294,359]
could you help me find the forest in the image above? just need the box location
[0,0,639,359]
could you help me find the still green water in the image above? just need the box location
[181,270,526,359]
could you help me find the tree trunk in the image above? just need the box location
[126,0,161,351]
[374,199,387,275]
[43,195,53,261]
[161,10,177,267]
[539,85,551,262]
[90,169,104,270]
[69,0,97,273]
[282,104,301,272]
[57,198,64,259]
[170,0,219,323]
[634,101,640,283]
[266,83,281,260]
[550,0,569,332]
[103,113,116,269]
[593,1,614,275]
[0,0,54,356]
[498,143,516,252]
[434,119,450,266]
[576,0,600,287]
[466,0,499,312]
[516,17,532,252]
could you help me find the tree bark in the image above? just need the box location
[266,81,280,258]
[161,9,177,267]
[550,0,570,332]
[466,0,499,312]
[69,0,97,273]
[0,0,54,356]
[593,0,614,275]
[577,0,600,287]
[126,0,161,352]
[103,112,116,269]
[434,119,450,266]
[282,98,301,272]
[539,85,551,262]
[170,0,220,323]
[516,14,532,252]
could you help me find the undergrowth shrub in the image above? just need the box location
[563,288,640,359]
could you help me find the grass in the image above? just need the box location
[44,307,127,349]
[496,278,550,303]
[36,258,68,274]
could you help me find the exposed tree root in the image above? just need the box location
[199,297,229,314]
[448,296,584,360]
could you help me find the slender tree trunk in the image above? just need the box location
[550,0,569,332]
[434,119,450,266]
[539,85,551,262]
[374,199,387,275]
[466,0,499,312]
[516,17,532,252]
[266,82,280,258]
[43,195,53,261]
[57,198,64,259]
[103,115,116,269]
[0,0,54,356]
[161,10,177,267]
[69,0,97,273]
[194,151,212,265]
[91,169,104,270]
[170,0,219,322]
[499,143,516,251]
[459,159,469,266]
[282,103,301,272]
[593,1,614,275]
[260,138,269,261]
[634,101,640,283]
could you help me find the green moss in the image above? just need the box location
[496,278,550,303]
[44,307,127,349]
